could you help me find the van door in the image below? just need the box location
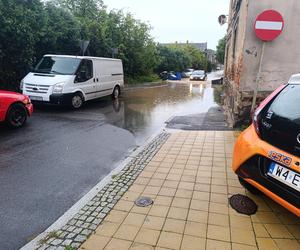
[74,59,96,100]
[95,60,115,98]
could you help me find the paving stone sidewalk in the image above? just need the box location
[39,131,300,250]
[79,131,300,250]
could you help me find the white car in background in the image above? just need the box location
[190,70,207,81]
[182,69,194,78]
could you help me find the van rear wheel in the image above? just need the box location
[71,93,83,109]
[112,86,120,99]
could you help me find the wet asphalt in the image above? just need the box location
[0,72,225,249]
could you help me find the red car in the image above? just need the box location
[0,90,33,128]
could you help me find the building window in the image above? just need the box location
[225,42,230,72]
[235,0,242,13]
[232,0,242,25]
[233,18,239,59]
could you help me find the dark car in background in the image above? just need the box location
[159,71,182,80]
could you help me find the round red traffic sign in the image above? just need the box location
[254,10,284,42]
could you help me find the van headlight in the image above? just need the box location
[52,83,64,94]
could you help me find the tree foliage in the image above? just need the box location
[55,0,104,19]
[156,45,190,72]
[0,0,81,90]
[0,0,43,89]
[156,44,208,72]
[0,0,210,90]
[182,45,207,70]
[216,35,226,64]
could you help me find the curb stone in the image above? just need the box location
[36,132,170,249]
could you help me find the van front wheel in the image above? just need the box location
[71,93,83,109]
[112,86,120,99]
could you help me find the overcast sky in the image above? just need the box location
[105,0,229,50]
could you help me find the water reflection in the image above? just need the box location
[9,81,218,145]
[107,82,217,144]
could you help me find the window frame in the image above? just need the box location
[74,59,94,83]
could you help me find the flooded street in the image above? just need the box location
[110,81,217,144]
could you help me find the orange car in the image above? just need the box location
[233,74,300,217]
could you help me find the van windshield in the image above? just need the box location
[34,56,81,75]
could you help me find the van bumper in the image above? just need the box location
[49,93,73,105]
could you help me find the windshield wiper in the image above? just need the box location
[50,70,65,75]
[33,69,55,74]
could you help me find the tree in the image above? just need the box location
[0,0,46,90]
[216,35,226,64]
[182,45,207,70]
[54,1,160,78]
[156,44,209,73]
[0,0,82,90]
[36,3,81,58]
[116,12,159,77]
[156,45,191,73]
[54,0,104,19]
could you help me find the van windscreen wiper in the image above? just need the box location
[50,70,65,75]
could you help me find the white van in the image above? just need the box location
[21,55,124,108]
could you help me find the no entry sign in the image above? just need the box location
[254,10,284,42]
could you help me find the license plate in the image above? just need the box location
[29,96,43,101]
[268,162,300,192]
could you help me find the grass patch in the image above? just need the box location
[125,74,161,85]
[212,84,224,105]
[65,246,75,250]
[38,231,59,245]
[111,174,118,179]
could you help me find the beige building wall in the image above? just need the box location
[224,0,300,126]
[242,0,300,91]
[224,0,248,125]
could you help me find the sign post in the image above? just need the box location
[80,40,90,56]
[251,10,284,113]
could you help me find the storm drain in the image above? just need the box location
[135,197,153,207]
[229,194,258,215]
